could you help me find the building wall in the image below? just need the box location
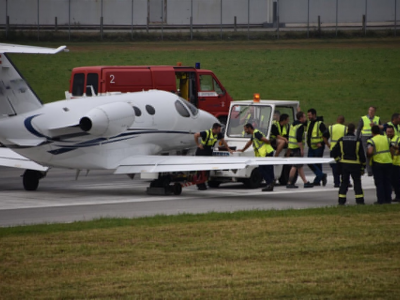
[0,0,398,27]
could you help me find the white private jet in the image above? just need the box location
[0,43,333,194]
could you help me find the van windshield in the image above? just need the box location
[227,105,272,138]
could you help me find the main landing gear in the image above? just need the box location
[146,172,208,195]
[22,169,46,191]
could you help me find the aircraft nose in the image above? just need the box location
[198,109,219,129]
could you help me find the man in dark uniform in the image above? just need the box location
[306,108,328,186]
[194,123,233,190]
[270,113,290,157]
[331,123,366,205]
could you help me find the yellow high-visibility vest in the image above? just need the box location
[271,120,289,139]
[391,136,400,166]
[329,124,347,150]
[386,122,400,137]
[367,135,392,164]
[361,115,380,136]
[307,121,323,149]
[252,129,274,157]
[288,123,304,150]
[200,129,218,147]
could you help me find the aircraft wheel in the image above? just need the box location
[173,183,182,195]
[22,170,41,191]
[208,180,221,188]
[243,168,263,189]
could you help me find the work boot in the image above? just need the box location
[286,184,298,189]
[304,182,314,188]
[262,184,274,192]
[338,197,346,205]
[321,173,327,186]
[356,198,365,205]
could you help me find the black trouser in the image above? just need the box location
[258,152,275,185]
[372,162,392,204]
[391,165,400,200]
[338,163,364,204]
[195,148,212,189]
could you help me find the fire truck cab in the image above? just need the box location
[66,65,232,123]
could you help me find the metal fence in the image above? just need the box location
[0,0,398,39]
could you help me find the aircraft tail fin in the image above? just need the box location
[0,43,67,117]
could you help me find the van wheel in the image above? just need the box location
[243,168,263,189]
[208,180,221,188]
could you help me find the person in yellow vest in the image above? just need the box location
[270,113,290,157]
[286,111,314,189]
[331,123,366,205]
[367,125,394,204]
[194,123,233,190]
[306,108,327,186]
[238,123,275,192]
[384,113,400,137]
[356,106,383,176]
[386,126,400,202]
[323,115,348,187]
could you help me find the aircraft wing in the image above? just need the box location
[114,155,334,174]
[0,147,48,171]
[0,43,67,54]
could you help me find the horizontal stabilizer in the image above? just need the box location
[0,43,67,54]
[0,147,48,171]
[114,155,334,174]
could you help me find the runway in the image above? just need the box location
[0,166,380,227]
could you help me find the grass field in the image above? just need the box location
[8,38,400,125]
[1,205,400,299]
[2,38,400,298]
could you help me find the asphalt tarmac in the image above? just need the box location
[0,166,380,227]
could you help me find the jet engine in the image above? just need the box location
[79,102,135,137]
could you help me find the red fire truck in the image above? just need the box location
[67,64,232,123]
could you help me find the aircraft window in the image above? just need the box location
[146,105,155,115]
[86,73,99,96]
[133,106,141,117]
[174,100,190,118]
[72,73,85,96]
[180,98,198,116]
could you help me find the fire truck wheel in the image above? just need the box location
[173,183,182,195]
[243,168,263,189]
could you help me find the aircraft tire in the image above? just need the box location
[23,170,40,191]
[243,168,263,189]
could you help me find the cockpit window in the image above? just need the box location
[133,106,141,117]
[227,105,273,138]
[146,105,155,115]
[180,98,198,116]
[175,100,190,118]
